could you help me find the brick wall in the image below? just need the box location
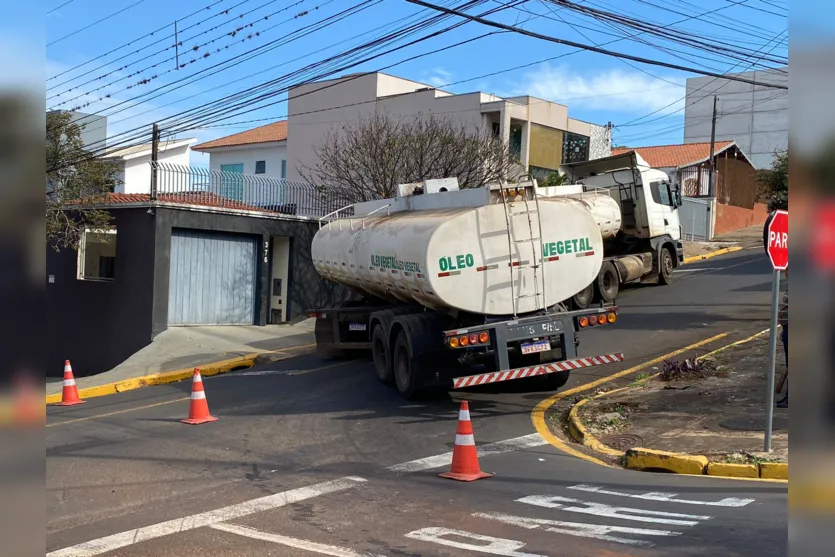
[714,201,769,236]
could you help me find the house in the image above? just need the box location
[192,72,611,184]
[684,66,788,169]
[104,138,197,194]
[46,165,351,378]
[612,141,767,238]
[192,121,288,179]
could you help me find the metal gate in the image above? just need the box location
[168,229,258,325]
[679,197,715,241]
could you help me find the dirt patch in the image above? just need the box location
[582,334,788,462]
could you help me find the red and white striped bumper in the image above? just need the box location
[452,353,625,389]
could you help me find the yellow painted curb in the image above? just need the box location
[567,398,625,458]
[682,245,743,264]
[626,447,709,475]
[45,352,261,405]
[707,462,760,478]
[760,461,789,480]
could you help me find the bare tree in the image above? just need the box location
[298,112,514,205]
[46,111,122,250]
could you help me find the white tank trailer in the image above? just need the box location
[309,179,624,400]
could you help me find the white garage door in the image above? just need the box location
[168,229,258,325]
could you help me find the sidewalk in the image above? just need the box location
[682,223,764,261]
[46,320,316,396]
[575,332,788,466]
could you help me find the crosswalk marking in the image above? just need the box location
[406,527,545,557]
[516,495,712,526]
[567,484,755,507]
[474,512,681,547]
[211,523,385,557]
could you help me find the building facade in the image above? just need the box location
[104,138,196,194]
[193,121,288,179]
[683,66,788,169]
[286,72,611,182]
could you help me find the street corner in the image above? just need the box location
[682,242,743,264]
[565,331,788,480]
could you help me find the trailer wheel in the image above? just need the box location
[393,330,420,400]
[659,247,675,285]
[537,370,570,390]
[371,324,393,385]
[571,283,594,309]
[596,262,619,302]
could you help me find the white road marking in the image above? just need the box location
[211,523,384,557]
[46,477,367,557]
[474,511,680,547]
[227,369,293,377]
[387,433,547,473]
[675,268,717,272]
[516,495,711,526]
[406,527,545,557]
[567,484,755,507]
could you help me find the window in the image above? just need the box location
[280,159,287,179]
[220,163,244,173]
[255,160,266,174]
[220,163,244,201]
[562,132,590,164]
[77,228,117,281]
[650,180,674,206]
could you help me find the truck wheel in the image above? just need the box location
[596,262,619,302]
[537,370,570,390]
[393,331,420,400]
[659,247,675,285]
[371,324,393,385]
[572,284,594,309]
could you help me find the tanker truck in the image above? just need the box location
[539,151,685,309]
[309,178,625,400]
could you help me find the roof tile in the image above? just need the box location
[193,121,287,150]
[612,141,735,168]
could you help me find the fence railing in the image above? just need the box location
[151,162,343,218]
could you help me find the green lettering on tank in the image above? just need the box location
[540,237,594,258]
[438,253,475,271]
[370,253,422,273]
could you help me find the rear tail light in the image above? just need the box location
[589,315,598,325]
[469,334,479,345]
[448,331,491,348]
[578,317,589,328]
[449,337,459,348]
[479,332,490,343]
[459,335,469,346]
[607,312,618,323]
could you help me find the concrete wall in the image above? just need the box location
[206,143,288,178]
[684,67,788,169]
[46,208,157,377]
[116,145,193,194]
[714,201,769,236]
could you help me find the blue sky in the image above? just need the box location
[40,0,790,164]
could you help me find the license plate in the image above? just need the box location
[348,323,367,331]
[521,340,551,355]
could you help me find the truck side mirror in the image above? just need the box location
[673,186,682,207]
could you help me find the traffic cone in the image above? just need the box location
[56,360,85,406]
[439,400,493,482]
[13,372,45,425]
[181,368,217,425]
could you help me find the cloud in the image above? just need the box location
[511,63,686,115]
[422,67,453,88]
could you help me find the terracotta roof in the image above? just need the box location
[192,121,287,151]
[103,192,270,212]
[612,141,736,169]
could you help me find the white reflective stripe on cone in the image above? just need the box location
[191,391,206,400]
[458,409,471,421]
[455,434,475,446]
[63,379,76,387]
[194,374,203,382]
[64,366,72,372]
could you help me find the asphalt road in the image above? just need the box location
[46,248,787,557]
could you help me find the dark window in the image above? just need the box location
[255,160,266,174]
[650,180,674,206]
[562,132,590,164]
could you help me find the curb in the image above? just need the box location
[46,352,261,405]
[564,329,788,482]
[682,245,743,264]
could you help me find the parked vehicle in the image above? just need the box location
[540,151,685,309]
[309,177,623,399]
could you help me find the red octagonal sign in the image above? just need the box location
[766,210,788,270]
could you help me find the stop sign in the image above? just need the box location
[766,210,788,270]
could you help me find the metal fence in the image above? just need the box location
[151,162,342,218]
[679,196,714,241]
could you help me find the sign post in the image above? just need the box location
[764,210,788,452]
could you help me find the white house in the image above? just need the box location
[192,121,288,179]
[104,138,197,194]
[191,72,611,184]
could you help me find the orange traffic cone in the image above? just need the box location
[56,360,85,406]
[439,400,493,482]
[13,372,44,425]
[181,369,217,425]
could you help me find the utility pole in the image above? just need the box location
[151,123,160,200]
[707,95,718,198]
[174,21,180,70]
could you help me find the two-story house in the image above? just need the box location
[192,121,288,179]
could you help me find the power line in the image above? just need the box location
[47,0,233,83]
[47,0,148,47]
[406,0,788,88]
[46,0,76,15]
